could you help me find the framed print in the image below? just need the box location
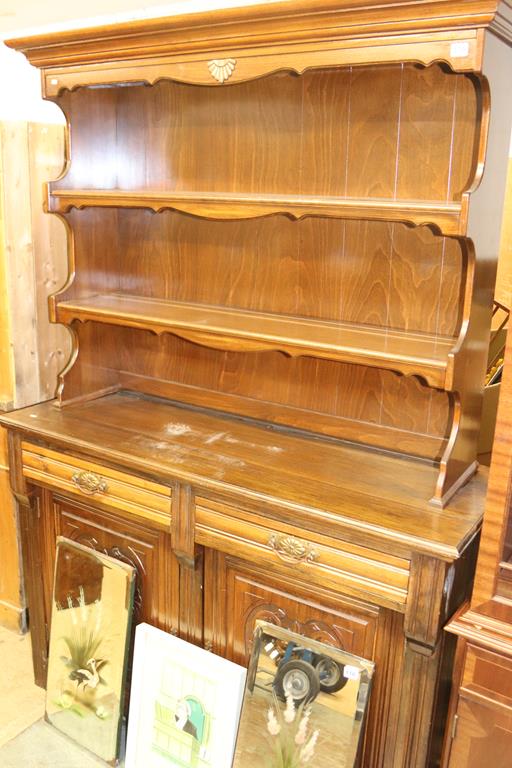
[125,623,247,768]
[233,621,375,768]
[45,537,136,765]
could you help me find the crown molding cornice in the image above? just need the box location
[5,0,512,69]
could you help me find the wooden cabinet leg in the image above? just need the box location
[393,639,442,768]
[16,490,48,688]
[8,431,48,687]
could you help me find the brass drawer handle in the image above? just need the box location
[71,470,108,496]
[268,534,317,565]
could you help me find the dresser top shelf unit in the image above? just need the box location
[55,293,457,388]
[6,0,512,508]
[48,189,466,235]
[3,8,512,768]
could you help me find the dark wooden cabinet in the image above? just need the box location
[441,332,512,767]
[2,2,512,766]
[202,551,409,766]
[3,408,484,767]
[25,488,178,676]
[447,697,512,768]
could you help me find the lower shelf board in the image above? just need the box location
[55,293,457,388]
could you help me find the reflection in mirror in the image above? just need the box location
[234,622,374,768]
[45,537,136,764]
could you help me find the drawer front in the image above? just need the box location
[22,442,172,529]
[196,497,410,610]
[461,644,512,709]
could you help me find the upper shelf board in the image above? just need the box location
[55,293,458,389]
[49,189,466,235]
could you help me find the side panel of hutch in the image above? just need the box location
[2,3,512,767]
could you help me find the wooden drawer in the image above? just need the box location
[461,644,512,710]
[195,497,410,611]
[22,442,172,529]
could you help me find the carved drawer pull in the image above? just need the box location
[71,470,108,496]
[268,534,317,565]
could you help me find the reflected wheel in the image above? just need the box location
[273,659,320,705]
[313,655,348,694]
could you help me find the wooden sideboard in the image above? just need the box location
[3,395,485,767]
[2,2,512,766]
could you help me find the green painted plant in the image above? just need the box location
[61,626,103,668]
[53,587,112,718]
[58,588,109,689]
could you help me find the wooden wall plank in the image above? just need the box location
[0,122,39,409]
[0,139,14,410]
[28,122,70,402]
[0,120,67,630]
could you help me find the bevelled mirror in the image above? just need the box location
[45,537,136,765]
[234,621,374,768]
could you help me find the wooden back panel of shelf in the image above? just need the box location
[61,209,464,335]
[48,63,480,489]
[53,65,480,202]
[53,200,457,461]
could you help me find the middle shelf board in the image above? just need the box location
[48,188,466,235]
[55,293,457,389]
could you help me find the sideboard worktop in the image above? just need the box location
[1,392,486,561]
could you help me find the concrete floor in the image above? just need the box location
[0,625,45,747]
[0,625,109,766]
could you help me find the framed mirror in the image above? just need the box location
[45,537,136,765]
[234,621,374,768]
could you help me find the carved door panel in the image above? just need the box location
[43,491,178,633]
[203,549,405,768]
[204,547,382,662]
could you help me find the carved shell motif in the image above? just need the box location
[208,58,237,84]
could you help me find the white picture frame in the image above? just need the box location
[125,624,247,768]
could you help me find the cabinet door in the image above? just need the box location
[204,548,380,662]
[43,490,178,633]
[203,549,404,768]
[447,697,512,767]
[446,643,512,767]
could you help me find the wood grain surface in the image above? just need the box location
[52,65,479,206]
[0,392,485,562]
[55,293,457,387]
[6,0,511,71]
[40,58,495,503]
[4,5,512,764]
